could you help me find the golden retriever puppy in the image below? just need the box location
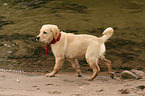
[36,24,115,80]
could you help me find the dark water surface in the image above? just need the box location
[0,0,145,72]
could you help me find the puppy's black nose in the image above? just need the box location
[36,36,40,41]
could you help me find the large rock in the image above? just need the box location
[121,70,145,79]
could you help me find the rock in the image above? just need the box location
[16,79,20,83]
[4,3,8,6]
[118,89,130,94]
[8,51,12,54]
[7,45,11,47]
[137,85,145,90]
[121,70,139,79]
[96,89,104,92]
[131,69,145,79]
[4,44,7,46]
[12,43,16,46]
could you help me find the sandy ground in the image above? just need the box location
[0,72,145,96]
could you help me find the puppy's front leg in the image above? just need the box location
[69,59,82,77]
[46,57,64,77]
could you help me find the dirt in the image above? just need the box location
[0,71,145,96]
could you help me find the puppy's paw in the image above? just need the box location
[45,73,55,77]
[75,74,82,77]
[86,77,93,81]
[110,72,116,79]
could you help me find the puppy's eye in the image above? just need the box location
[43,31,47,34]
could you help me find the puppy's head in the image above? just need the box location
[36,24,60,44]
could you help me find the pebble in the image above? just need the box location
[4,3,8,6]
[12,43,16,46]
[0,68,24,73]
[16,79,20,83]
[4,44,7,46]
[8,51,12,54]
[4,44,11,47]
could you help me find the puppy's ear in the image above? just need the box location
[50,26,60,40]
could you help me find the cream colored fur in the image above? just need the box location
[36,24,115,80]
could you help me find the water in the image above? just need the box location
[0,0,145,72]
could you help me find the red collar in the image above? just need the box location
[51,32,61,44]
[46,32,61,55]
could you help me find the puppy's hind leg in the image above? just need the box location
[86,58,100,81]
[46,57,64,77]
[69,59,82,77]
[99,56,115,79]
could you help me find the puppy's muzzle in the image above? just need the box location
[36,36,40,41]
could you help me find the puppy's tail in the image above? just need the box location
[100,27,114,43]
